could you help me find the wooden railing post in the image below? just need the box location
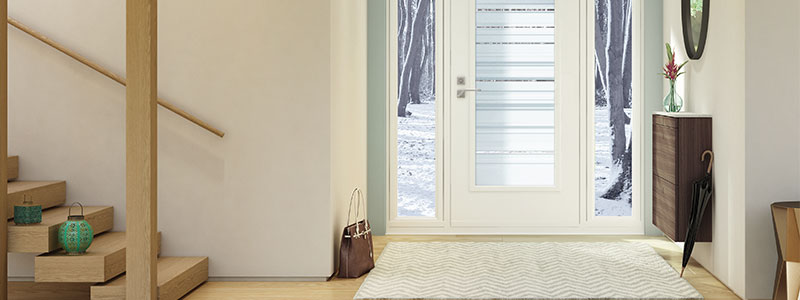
[0,0,7,296]
[126,0,158,299]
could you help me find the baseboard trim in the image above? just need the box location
[208,276,330,282]
[9,276,34,282]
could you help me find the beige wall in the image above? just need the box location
[330,0,368,267]
[663,0,747,296]
[7,0,365,280]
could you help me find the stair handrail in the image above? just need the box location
[7,17,225,138]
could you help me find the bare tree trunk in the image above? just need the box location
[602,137,633,200]
[406,0,431,106]
[414,0,430,105]
[622,0,633,109]
[602,0,633,201]
[420,0,435,103]
[607,0,626,163]
[398,0,416,117]
[594,0,609,106]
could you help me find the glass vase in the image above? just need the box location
[663,81,683,112]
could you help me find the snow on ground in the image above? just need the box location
[593,106,633,216]
[396,102,632,218]
[397,102,437,217]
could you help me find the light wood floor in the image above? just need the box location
[185,235,741,300]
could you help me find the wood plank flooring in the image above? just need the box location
[185,235,742,300]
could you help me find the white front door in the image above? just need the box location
[448,0,582,227]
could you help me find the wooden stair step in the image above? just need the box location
[90,257,209,300]
[7,155,18,181]
[35,232,162,283]
[7,181,66,219]
[8,206,114,253]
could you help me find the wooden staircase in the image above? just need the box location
[91,257,209,300]
[7,156,208,299]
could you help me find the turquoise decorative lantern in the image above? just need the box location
[14,194,42,225]
[58,203,94,255]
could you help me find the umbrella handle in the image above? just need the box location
[701,150,713,174]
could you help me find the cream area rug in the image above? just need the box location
[354,242,703,300]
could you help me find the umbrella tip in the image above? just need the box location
[680,267,685,277]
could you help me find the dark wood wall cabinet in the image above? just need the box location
[652,113,712,242]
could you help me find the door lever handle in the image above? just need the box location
[457,88,482,98]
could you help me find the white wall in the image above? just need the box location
[744,0,800,299]
[666,1,800,298]
[663,0,747,296]
[8,0,366,280]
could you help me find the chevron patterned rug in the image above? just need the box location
[354,242,702,300]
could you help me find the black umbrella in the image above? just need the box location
[681,150,714,277]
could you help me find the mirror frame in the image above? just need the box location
[681,0,710,60]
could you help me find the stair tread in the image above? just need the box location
[41,231,126,257]
[8,180,63,194]
[107,257,208,287]
[9,206,114,253]
[12,205,109,227]
[91,257,209,300]
[36,232,162,283]
[7,180,66,219]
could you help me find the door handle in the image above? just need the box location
[457,88,482,98]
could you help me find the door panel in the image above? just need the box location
[449,0,580,227]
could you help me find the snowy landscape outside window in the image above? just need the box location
[397,0,436,217]
[594,0,633,216]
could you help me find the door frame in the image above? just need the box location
[386,0,645,234]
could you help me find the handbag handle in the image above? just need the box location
[345,188,370,239]
[355,189,367,223]
[357,189,371,233]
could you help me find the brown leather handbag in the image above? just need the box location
[337,188,374,278]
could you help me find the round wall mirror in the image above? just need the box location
[682,0,710,59]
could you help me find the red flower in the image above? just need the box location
[660,43,688,81]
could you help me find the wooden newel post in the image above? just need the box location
[126,0,158,299]
[0,0,8,298]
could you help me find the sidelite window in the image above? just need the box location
[475,0,555,187]
[397,0,435,217]
[594,0,633,216]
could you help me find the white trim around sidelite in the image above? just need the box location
[386,0,645,235]
[582,0,645,231]
[387,0,447,228]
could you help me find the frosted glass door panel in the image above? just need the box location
[475,0,555,187]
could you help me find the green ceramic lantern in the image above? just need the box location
[14,195,42,225]
[58,203,93,255]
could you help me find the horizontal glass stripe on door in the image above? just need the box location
[476,45,554,64]
[476,65,554,81]
[475,35,553,44]
[475,0,555,187]
[476,14,553,27]
[476,0,555,12]
[477,126,554,154]
[477,110,554,127]
[476,100,554,111]
[476,153,555,186]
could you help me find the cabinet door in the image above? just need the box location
[653,119,677,184]
[653,176,678,240]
